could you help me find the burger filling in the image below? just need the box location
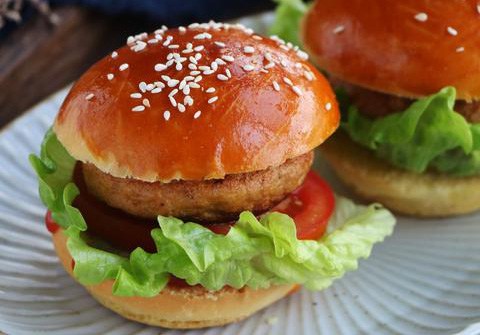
[30,130,395,297]
[335,81,480,176]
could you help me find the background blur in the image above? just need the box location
[0,0,274,128]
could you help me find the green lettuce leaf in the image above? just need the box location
[342,86,480,176]
[30,131,395,297]
[269,0,309,47]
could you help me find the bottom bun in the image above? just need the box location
[52,229,296,329]
[320,131,480,217]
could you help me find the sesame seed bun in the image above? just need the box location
[302,0,480,101]
[321,131,480,217]
[54,22,339,182]
[51,229,296,329]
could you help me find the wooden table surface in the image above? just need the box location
[0,6,156,130]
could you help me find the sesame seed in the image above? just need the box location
[273,81,280,91]
[127,36,135,45]
[203,69,215,75]
[194,111,202,119]
[132,41,147,52]
[132,105,145,112]
[253,35,263,40]
[85,93,94,101]
[195,53,202,60]
[477,3,480,14]
[161,75,171,81]
[154,63,167,72]
[183,85,191,95]
[243,64,255,71]
[206,87,216,93]
[199,65,210,71]
[194,32,212,40]
[281,60,288,67]
[146,84,154,91]
[456,46,465,52]
[264,52,274,62]
[176,63,183,71]
[211,62,219,71]
[151,87,162,94]
[195,75,203,82]
[195,45,205,52]
[119,63,129,71]
[130,93,142,98]
[217,74,229,81]
[215,41,226,47]
[295,62,302,69]
[143,99,151,107]
[244,46,255,53]
[264,62,275,69]
[148,39,159,44]
[189,82,200,89]
[168,44,180,49]
[188,63,197,70]
[169,96,177,107]
[222,55,235,62]
[111,51,118,58]
[260,69,268,73]
[215,58,226,65]
[190,70,201,76]
[184,96,194,106]
[280,45,290,51]
[163,111,171,120]
[447,26,458,36]
[107,73,114,80]
[168,79,180,87]
[283,77,293,86]
[179,26,186,33]
[414,12,428,22]
[296,50,309,60]
[189,56,198,64]
[208,96,219,104]
[333,25,345,34]
[325,102,332,111]
[226,69,232,78]
[178,103,186,112]
[139,82,147,93]
[292,86,302,96]
[168,89,178,97]
[304,71,314,81]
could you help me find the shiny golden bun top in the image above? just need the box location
[303,0,480,101]
[54,22,339,182]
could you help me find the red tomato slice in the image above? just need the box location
[45,211,60,234]
[209,171,335,240]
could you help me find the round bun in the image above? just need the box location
[302,0,480,101]
[54,22,339,182]
[52,229,295,328]
[321,131,480,217]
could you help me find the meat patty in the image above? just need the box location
[332,77,480,123]
[81,152,313,223]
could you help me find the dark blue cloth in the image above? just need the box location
[50,0,273,26]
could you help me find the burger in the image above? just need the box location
[30,21,394,329]
[298,0,480,217]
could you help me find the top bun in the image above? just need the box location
[303,0,480,101]
[54,22,339,182]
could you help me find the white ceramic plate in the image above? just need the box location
[1,13,480,335]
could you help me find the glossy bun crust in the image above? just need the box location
[303,0,480,101]
[54,23,339,182]
[321,132,480,217]
[52,229,295,329]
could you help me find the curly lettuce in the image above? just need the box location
[342,87,480,176]
[30,130,395,297]
[269,0,309,47]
